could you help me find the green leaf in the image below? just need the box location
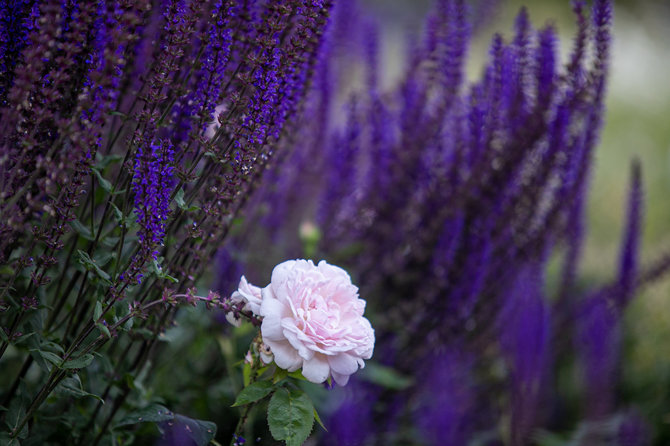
[287,370,309,381]
[115,404,174,427]
[313,408,327,432]
[132,328,155,340]
[96,322,111,339]
[62,353,94,370]
[173,415,217,446]
[122,317,134,332]
[95,153,123,170]
[533,429,570,446]
[150,259,179,283]
[55,375,104,402]
[91,167,113,193]
[174,188,200,212]
[110,202,124,224]
[174,188,186,208]
[0,432,19,446]
[39,340,64,354]
[272,368,288,384]
[267,387,315,446]
[115,407,216,446]
[243,362,251,387]
[77,250,111,284]
[109,110,128,118]
[101,235,120,249]
[13,333,35,347]
[5,398,27,439]
[94,301,103,321]
[232,381,276,407]
[0,265,15,275]
[93,251,115,268]
[359,363,414,390]
[69,220,94,241]
[33,350,62,367]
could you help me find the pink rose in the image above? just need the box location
[259,260,375,386]
[226,276,263,326]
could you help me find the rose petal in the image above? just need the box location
[260,298,287,341]
[301,354,331,384]
[236,276,263,314]
[264,339,302,372]
[331,371,350,386]
[328,353,360,375]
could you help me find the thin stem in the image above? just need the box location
[230,334,263,446]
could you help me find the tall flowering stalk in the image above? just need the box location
[226,0,670,444]
[0,0,332,444]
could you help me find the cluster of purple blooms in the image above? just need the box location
[223,0,670,444]
[0,0,668,444]
[0,0,333,443]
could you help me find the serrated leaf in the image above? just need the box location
[232,381,276,407]
[62,353,94,370]
[91,167,113,193]
[267,387,315,446]
[69,220,94,241]
[115,404,174,427]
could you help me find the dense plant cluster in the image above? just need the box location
[1,0,669,445]
[228,0,670,444]
[0,0,332,444]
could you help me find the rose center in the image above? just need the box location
[297,307,311,321]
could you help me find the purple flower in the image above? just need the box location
[132,140,175,259]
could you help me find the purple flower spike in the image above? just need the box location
[132,140,175,259]
[577,291,620,420]
[616,160,643,309]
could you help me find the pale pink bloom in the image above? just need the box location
[226,276,263,326]
[259,259,375,386]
